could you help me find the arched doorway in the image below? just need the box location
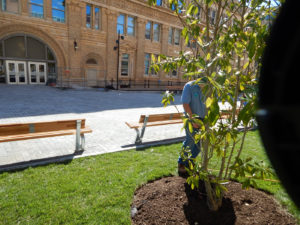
[85,58,98,87]
[0,34,57,85]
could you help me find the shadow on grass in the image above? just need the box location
[0,151,84,173]
[122,137,184,151]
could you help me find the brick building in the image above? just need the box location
[0,0,191,89]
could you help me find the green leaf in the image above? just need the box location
[191,182,195,190]
[198,37,203,46]
[206,53,211,60]
[226,132,231,143]
[243,61,249,70]
[240,83,245,91]
[206,97,213,108]
[188,121,193,133]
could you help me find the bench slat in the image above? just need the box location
[126,119,182,129]
[138,113,183,123]
[0,119,87,137]
[0,128,92,143]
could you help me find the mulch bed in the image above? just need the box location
[131,176,297,225]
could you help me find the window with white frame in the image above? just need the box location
[1,0,19,13]
[117,14,135,36]
[52,0,65,23]
[29,0,43,18]
[121,53,129,76]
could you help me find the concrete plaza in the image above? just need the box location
[0,84,185,171]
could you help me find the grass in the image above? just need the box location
[0,131,299,224]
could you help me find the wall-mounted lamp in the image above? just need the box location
[74,40,78,51]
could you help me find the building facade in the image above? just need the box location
[0,0,190,89]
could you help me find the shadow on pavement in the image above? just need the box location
[0,85,181,119]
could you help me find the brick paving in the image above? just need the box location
[0,84,185,170]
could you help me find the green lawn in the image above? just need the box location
[0,131,299,224]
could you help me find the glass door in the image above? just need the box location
[29,62,46,84]
[5,60,27,84]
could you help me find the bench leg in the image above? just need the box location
[134,128,142,144]
[134,116,148,144]
[80,134,85,150]
[75,120,84,152]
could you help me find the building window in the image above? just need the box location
[153,23,160,42]
[86,5,101,30]
[168,27,173,44]
[94,7,100,30]
[121,54,129,76]
[156,0,162,6]
[145,22,161,42]
[1,0,19,13]
[117,14,125,34]
[171,0,182,13]
[127,16,135,36]
[52,0,65,23]
[174,29,180,45]
[117,14,135,36]
[86,58,97,64]
[168,27,180,45]
[144,53,150,75]
[169,69,178,77]
[209,9,216,25]
[4,36,25,58]
[86,5,92,28]
[145,22,151,40]
[29,0,43,18]
[144,53,158,76]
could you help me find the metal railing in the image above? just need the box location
[50,68,185,91]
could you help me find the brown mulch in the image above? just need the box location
[131,176,297,225]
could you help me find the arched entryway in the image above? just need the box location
[82,53,105,87]
[0,34,57,85]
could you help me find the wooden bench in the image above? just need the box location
[220,108,241,119]
[125,113,183,144]
[0,119,92,152]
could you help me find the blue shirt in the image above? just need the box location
[181,81,206,118]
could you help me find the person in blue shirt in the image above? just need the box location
[178,80,206,176]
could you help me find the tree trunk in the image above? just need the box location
[204,179,223,211]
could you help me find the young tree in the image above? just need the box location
[149,0,281,211]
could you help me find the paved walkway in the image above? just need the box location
[0,85,185,171]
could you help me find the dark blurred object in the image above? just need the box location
[258,0,300,208]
